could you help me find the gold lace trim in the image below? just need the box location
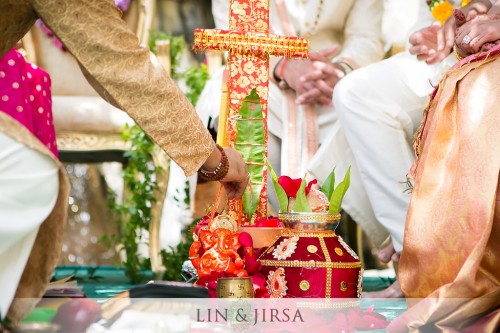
[279,213,341,222]
[280,231,338,238]
[318,237,332,297]
[260,259,361,269]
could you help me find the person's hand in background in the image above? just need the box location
[296,46,345,106]
[275,46,340,106]
[454,0,493,26]
[409,16,455,64]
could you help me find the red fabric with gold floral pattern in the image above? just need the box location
[259,232,362,298]
[225,0,270,220]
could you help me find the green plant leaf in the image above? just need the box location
[184,64,209,105]
[329,167,351,214]
[320,167,336,199]
[293,178,312,212]
[235,89,265,218]
[267,161,288,213]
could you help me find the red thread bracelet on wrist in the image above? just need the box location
[277,58,290,89]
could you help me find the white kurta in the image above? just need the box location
[309,1,459,252]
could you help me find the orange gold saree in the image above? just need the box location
[388,47,500,332]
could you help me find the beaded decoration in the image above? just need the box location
[198,144,229,182]
[357,268,364,298]
[338,236,359,260]
[298,0,325,38]
[259,260,361,269]
[193,29,309,59]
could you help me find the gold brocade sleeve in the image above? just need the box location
[30,0,215,176]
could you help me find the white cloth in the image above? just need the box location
[382,0,419,53]
[159,161,196,249]
[88,310,190,333]
[309,51,457,252]
[0,132,59,318]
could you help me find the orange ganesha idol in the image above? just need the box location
[189,214,251,280]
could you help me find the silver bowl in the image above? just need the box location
[278,212,341,232]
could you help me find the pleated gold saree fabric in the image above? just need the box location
[388,48,500,332]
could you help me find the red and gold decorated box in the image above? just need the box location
[259,212,362,298]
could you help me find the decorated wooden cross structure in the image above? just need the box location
[193,0,309,223]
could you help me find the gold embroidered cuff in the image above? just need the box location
[259,259,361,269]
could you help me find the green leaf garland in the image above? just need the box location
[235,89,265,218]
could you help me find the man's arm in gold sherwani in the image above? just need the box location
[29,0,215,176]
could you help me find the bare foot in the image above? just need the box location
[373,243,396,264]
[362,280,403,298]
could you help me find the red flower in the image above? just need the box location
[306,179,318,194]
[278,176,317,198]
[238,232,253,248]
[278,176,301,197]
[250,273,270,298]
[199,271,229,298]
[243,252,262,275]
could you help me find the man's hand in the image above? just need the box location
[296,46,344,105]
[296,62,343,106]
[409,17,455,64]
[279,46,340,105]
[202,146,249,199]
[219,148,249,199]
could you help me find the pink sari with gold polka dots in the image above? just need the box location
[0,48,57,157]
